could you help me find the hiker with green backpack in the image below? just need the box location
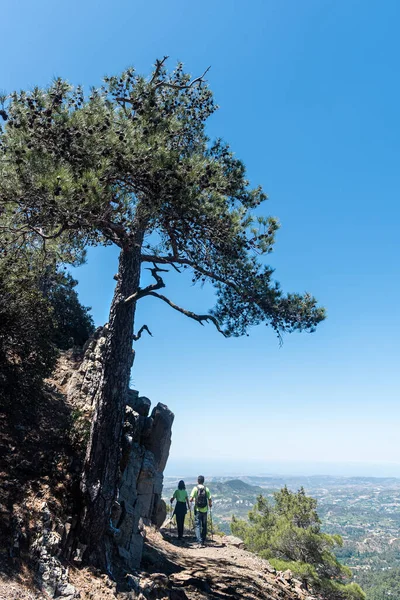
[190,475,212,547]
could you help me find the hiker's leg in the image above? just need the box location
[177,512,184,538]
[194,511,202,543]
[201,512,207,542]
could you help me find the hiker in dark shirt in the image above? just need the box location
[170,480,190,540]
[190,475,212,547]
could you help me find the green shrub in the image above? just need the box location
[0,254,93,402]
[231,487,366,600]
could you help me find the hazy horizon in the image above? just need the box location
[165,458,400,479]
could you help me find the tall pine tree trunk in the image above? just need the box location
[80,237,143,569]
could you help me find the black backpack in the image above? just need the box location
[196,485,208,509]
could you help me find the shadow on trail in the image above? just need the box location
[142,530,271,599]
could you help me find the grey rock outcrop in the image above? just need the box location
[62,327,174,570]
[30,502,79,599]
[66,326,109,411]
[116,400,174,569]
[224,535,245,549]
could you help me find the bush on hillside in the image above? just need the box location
[0,257,57,398]
[0,255,94,401]
[41,270,94,350]
[231,486,365,600]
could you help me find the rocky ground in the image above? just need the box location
[139,528,316,600]
[0,348,315,600]
[0,527,317,600]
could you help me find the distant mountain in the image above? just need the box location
[222,479,263,491]
[164,473,400,596]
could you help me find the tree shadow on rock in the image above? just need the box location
[142,536,269,600]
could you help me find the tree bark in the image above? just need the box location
[79,235,143,569]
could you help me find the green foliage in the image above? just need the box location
[42,270,94,349]
[0,251,94,401]
[70,407,92,447]
[231,487,366,600]
[0,59,325,339]
[0,256,57,397]
[356,567,400,600]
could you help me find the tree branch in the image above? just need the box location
[166,225,179,256]
[133,324,153,341]
[115,64,210,106]
[124,263,168,304]
[147,291,226,336]
[170,262,182,273]
[150,56,169,84]
[155,66,211,90]
[99,220,130,247]
[141,252,242,296]
[116,56,168,107]
[21,223,67,240]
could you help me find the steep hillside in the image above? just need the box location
[140,527,317,600]
[0,343,315,600]
[0,525,317,600]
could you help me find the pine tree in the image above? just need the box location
[0,252,94,400]
[0,59,325,567]
[231,488,365,600]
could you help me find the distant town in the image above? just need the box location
[164,474,400,597]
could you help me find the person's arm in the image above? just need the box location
[190,487,196,504]
[208,488,212,508]
[186,491,190,509]
[170,490,176,504]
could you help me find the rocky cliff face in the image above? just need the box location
[116,390,173,569]
[62,326,174,570]
[0,327,174,598]
[0,330,317,600]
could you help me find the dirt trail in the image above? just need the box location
[140,528,316,600]
[0,528,315,600]
[0,356,313,600]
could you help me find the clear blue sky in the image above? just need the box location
[2,0,400,476]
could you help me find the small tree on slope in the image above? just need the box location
[0,250,94,401]
[231,487,365,600]
[0,59,325,568]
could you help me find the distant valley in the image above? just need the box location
[163,474,400,599]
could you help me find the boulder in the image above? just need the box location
[224,535,245,549]
[153,499,167,528]
[64,328,174,571]
[145,403,174,472]
[127,392,151,417]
